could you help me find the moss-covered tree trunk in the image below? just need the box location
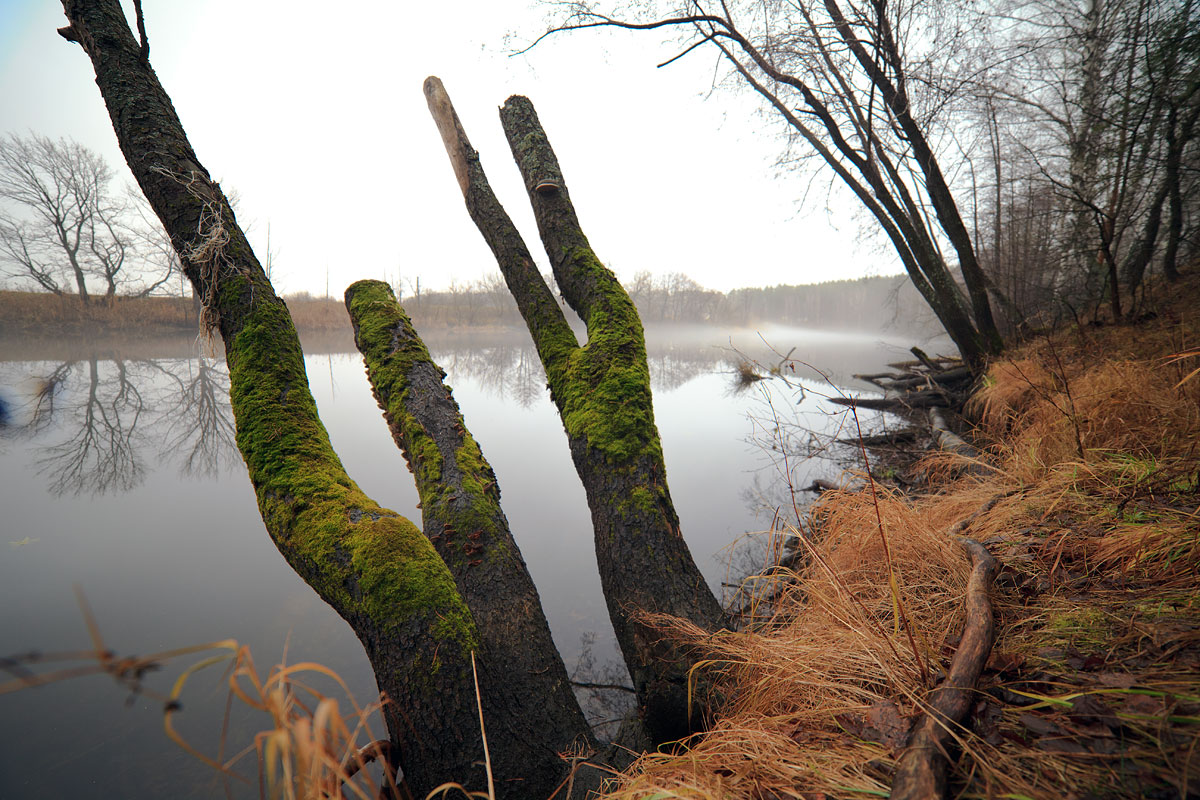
[56,3,582,796]
[345,279,600,790]
[426,77,728,744]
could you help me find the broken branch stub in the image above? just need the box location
[426,77,728,744]
[423,76,579,370]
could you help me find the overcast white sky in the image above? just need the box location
[0,0,898,296]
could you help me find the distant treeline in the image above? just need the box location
[379,272,937,336]
[0,273,938,337]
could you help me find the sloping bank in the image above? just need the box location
[603,275,1200,800]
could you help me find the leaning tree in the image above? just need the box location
[57,0,726,795]
[533,0,1007,370]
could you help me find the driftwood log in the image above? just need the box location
[829,388,959,410]
[882,367,972,392]
[890,538,999,800]
[842,353,974,412]
[927,407,995,478]
[836,430,920,447]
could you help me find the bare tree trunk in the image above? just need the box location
[1158,98,1200,282]
[826,0,1002,353]
[56,3,578,795]
[1162,159,1184,282]
[1121,171,1170,292]
[426,77,728,744]
[1064,0,1109,290]
[538,4,1005,371]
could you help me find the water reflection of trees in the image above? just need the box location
[37,357,146,495]
[429,338,738,406]
[157,358,236,478]
[1,349,236,495]
[432,344,546,408]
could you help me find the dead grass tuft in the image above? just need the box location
[607,486,983,798]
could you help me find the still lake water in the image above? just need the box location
[0,323,921,798]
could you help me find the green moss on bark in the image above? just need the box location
[542,247,662,467]
[227,288,477,655]
[345,280,512,559]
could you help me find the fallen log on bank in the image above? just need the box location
[847,353,974,410]
[908,346,942,373]
[836,430,921,447]
[828,387,962,411]
[928,407,993,472]
[887,353,961,372]
[853,365,972,394]
[890,538,999,800]
[882,366,973,392]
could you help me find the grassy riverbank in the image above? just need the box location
[0,290,198,334]
[0,290,358,335]
[607,275,1200,798]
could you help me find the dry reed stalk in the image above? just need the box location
[1,598,402,800]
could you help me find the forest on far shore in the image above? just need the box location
[0,271,942,337]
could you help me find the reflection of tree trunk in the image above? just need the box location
[345,280,599,794]
[29,361,72,433]
[57,4,555,795]
[426,78,727,744]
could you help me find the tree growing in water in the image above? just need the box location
[57,0,725,795]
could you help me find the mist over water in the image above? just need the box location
[0,323,926,798]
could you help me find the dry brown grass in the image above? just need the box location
[282,292,354,331]
[164,643,401,800]
[605,486,981,799]
[603,276,1200,799]
[0,290,197,333]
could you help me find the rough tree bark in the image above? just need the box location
[345,279,603,791]
[56,3,583,796]
[425,77,728,744]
